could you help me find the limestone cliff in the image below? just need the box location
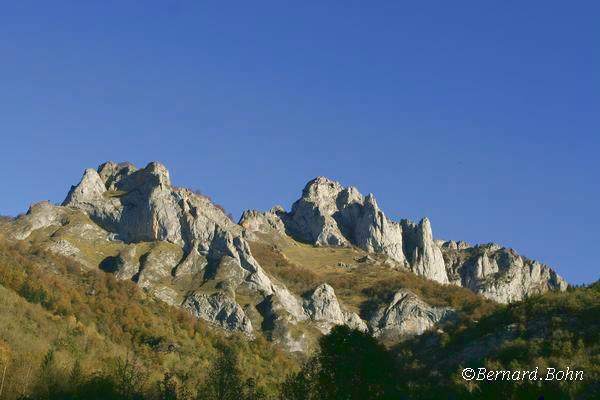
[370,289,455,339]
[441,242,567,303]
[277,177,448,283]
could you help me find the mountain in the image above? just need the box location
[0,161,567,354]
[0,160,592,399]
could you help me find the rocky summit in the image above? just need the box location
[244,176,566,302]
[2,161,568,353]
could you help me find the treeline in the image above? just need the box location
[4,326,397,400]
[9,346,270,400]
[16,320,598,400]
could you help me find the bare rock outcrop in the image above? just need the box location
[401,218,448,284]
[8,201,68,240]
[303,283,367,333]
[370,289,454,339]
[277,177,448,283]
[61,161,308,333]
[183,292,253,335]
[282,178,408,263]
[239,207,286,240]
[442,243,568,303]
[64,161,238,249]
[62,162,257,276]
[351,194,406,264]
[133,244,183,291]
[283,177,351,247]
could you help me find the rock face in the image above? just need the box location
[282,178,404,256]
[61,162,307,335]
[401,218,448,284]
[303,284,367,333]
[441,242,568,303]
[279,177,448,283]
[370,289,454,339]
[9,201,69,240]
[183,292,253,335]
[63,162,259,280]
[255,283,368,350]
[63,162,237,249]
[239,207,286,240]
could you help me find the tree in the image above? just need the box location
[75,374,129,400]
[36,348,56,396]
[285,326,403,400]
[242,378,269,400]
[199,345,243,400]
[112,354,147,399]
[280,360,319,400]
[157,373,178,400]
[0,340,11,399]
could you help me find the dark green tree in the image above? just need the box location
[283,326,403,400]
[157,373,179,400]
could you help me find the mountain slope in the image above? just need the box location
[282,282,599,400]
[0,237,295,399]
[0,161,567,353]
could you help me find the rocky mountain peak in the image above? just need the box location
[4,161,569,354]
[97,161,136,189]
[302,176,343,198]
[243,176,566,301]
[281,176,448,282]
[63,168,106,205]
[363,193,378,206]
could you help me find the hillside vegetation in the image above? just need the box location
[0,232,597,399]
[0,237,296,399]
[283,282,600,400]
[393,281,600,399]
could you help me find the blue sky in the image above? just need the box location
[1,1,598,284]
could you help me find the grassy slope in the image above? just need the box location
[249,232,497,323]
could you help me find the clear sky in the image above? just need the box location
[1,2,598,284]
